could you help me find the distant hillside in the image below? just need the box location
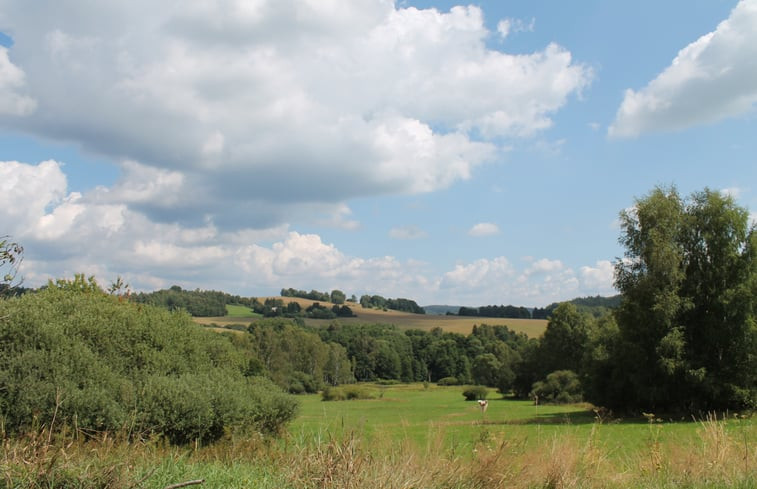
[435,295,622,320]
[532,295,621,319]
[195,297,549,338]
[423,305,462,315]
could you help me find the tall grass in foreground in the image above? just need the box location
[2,414,754,489]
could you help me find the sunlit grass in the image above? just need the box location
[2,384,754,489]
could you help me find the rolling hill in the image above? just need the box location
[194,296,548,338]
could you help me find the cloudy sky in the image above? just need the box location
[1,0,755,307]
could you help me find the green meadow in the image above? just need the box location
[289,383,755,461]
[3,382,755,488]
[225,303,262,318]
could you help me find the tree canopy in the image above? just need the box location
[588,186,756,411]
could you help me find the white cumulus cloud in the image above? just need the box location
[0,47,36,115]
[3,159,618,305]
[610,0,757,138]
[578,260,615,294]
[0,0,591,230]
[468,222,500,237]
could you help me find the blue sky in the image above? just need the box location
[1,0,755,307]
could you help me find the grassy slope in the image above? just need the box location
[195,297,548,338]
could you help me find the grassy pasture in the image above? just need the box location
[289,383,755,459]
[225,303,262,318]
[195,297,548,338]
[5,383,753,489]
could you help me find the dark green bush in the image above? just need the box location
[375,379,401,385]
[320,385,375,401]
[0,281,298,443]
[437,377,459,386]
[531,370,583,404]
[462,385,489,401]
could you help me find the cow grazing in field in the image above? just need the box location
[477,399,488,414]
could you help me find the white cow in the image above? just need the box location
[477,399,488,414]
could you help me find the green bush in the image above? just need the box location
[531,370,583,404]
[375,379,401,385]
[462,385,489,401]
[0,281,298,443]
[321,385,375,401]
[437,377,459,386]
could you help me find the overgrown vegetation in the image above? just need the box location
[0,276,298,443]
[131,285,256,317]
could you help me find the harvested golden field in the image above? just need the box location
[194,297,548,338]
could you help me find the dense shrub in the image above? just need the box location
[531,370,583,404]
[0,280,298,443]
[287,372,321,394]
[437,377,459,386]
[321,385,375,401]
[462,386,489,401]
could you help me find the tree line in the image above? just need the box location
[1,184,753,444]
[359,295,425,314]
[281,287,349,304]
[251,186,756,412]
[131,285,256,316]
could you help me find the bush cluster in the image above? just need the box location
[462,386,489,401]
[0,280,298,444]
[321,385,375,401]
[531,370,582,404]
[437,377,459,386]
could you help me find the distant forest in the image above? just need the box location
[132,285,619,320]
[454,295,622,320]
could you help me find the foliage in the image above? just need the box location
[130,285,256,317]
[320,385,375,401]
[280,287,331,302]
[512,304,594,399]
[247,318,354,391]
[458,304,531,319]
[591,187,757,412]
[359,294,425,314]
[462,385,489,401]
[532,294,622,319]
[0,281,298,443]
[437,376,459,386]
[531,370,583,404]
[330,289,346,304]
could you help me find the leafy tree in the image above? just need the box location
[462,385,489,401]
[532,370,582,404]
[471,353,501,387]
[131,285,231,316]
[330,289,346,304]
[539,303,593,376]
[359,294,425,314]
[597,186,756,411]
